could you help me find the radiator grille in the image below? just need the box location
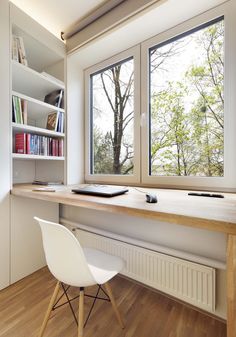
[76,229,215,312]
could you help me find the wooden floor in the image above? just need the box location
[0,268,226,337]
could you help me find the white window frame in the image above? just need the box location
[84,45,141,184]
[141,3,236,191]
[84,2,236,191]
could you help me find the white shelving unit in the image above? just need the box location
[10,3,64,285]
[12,91,65,117]
[12,61,64,100]
[12,153,65,161]
[12,122,65,138]
[11,5,66,185]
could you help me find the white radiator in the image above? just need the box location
[75,228,216,313]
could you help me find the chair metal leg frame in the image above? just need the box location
[51,283,110,328]
[61,283,78,325]
[39,281,124,337]
[52,284,70,310]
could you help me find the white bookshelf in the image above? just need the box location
[12,61,64,101]
[12,123,65,138]
[12,153,65,161]
[12,91,65,116]
[11,5,66,185]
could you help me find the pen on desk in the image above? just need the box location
[188,192,224,198]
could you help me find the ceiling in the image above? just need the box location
[10,0,107,39]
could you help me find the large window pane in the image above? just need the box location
[90,58,134,175]
[149,17,224,177]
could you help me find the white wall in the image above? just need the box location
[0,0,10,290]
[66,56,85,184]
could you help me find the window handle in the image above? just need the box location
[140,113,146,127]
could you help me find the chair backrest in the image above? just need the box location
[34,217,96,287]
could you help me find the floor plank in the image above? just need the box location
[0,268,226,337]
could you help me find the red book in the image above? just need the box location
[15,133,26,154]
[58,139,64,157]
[55,139,59,156]
[52,139,56,156]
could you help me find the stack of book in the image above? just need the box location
[15,133,64,157]
[12,96,28,124]
[12,35,28,66]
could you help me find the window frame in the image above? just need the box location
[84,45,141,184]
[84,2,236,192]
[141,3,236,191]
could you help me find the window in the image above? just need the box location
[85,46,140,183]
[85,5,235,190]
[90,57,134,175]
[149,18,224,177]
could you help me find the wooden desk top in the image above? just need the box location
[11,184,236,235]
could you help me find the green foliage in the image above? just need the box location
[151,20,224,177]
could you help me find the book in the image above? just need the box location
[21,99,28,124]
[46,111,59,131]
[33,180,63,186]
[58,139,64,157]
[26,134,35,154]
[12,97,17,123]
[32,187,56,192]
[12,96,23,124]
[12,36,19,62]
[44,89,64,109]
[15,133,26,154]
[17,97,23,124]
[16,36,28,66]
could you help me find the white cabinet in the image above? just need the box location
[11,196,59,283]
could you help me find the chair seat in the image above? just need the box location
[83,248,125,285]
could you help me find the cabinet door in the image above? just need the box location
[11,196,59,283]
[0,0,10,290]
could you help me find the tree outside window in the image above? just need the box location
[149,17,224,177]
[90,58,134,175]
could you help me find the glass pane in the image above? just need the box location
[149,18,224,177]
[90,57,134,175]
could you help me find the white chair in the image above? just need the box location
[34,217,125,337]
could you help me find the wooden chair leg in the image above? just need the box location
[104,282,125,329]
[78,287,84,337]
[38,281,60,337]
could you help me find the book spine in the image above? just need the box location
[21,100,28,124]
[49,138,53,156]
[12,97,16,123]
[12,36,19,62]
[57,90,63,108]
[55,139,59,156]
[15,133,26,154]
[18,97,23,124]
[58,139,64,157]
[16,36,28,66]
[26,133,30,154]
[52,139,56,156]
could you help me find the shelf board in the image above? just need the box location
[12,153,65,161]
[12,123,65,138]
[12,91,65,120]
[12,61,65,101]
